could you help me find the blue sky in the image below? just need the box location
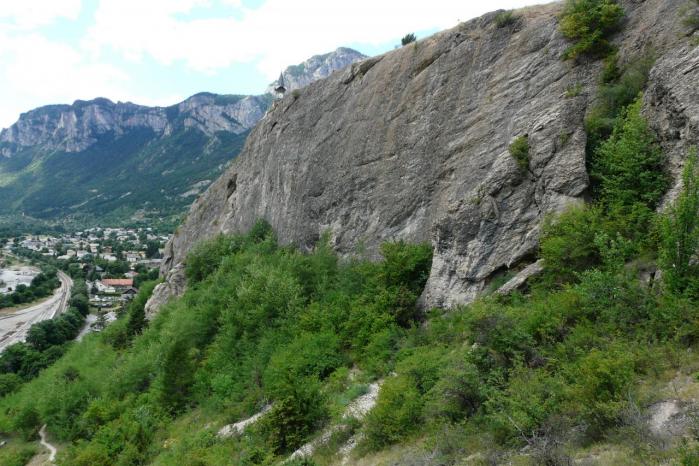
[0,0,540,129]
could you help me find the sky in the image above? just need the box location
[0,0,541,129]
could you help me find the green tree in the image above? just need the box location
[145,240,161,259]
[0,372,23,396]
[593,98,667,212]
[658,150,699,295]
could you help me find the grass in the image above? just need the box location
[0,438,38,466]
[565,82,584,97]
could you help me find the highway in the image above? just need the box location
[0,271,73,352]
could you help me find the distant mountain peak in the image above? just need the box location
[266,47,367,94]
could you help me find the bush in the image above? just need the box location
[0,441,37,466]
[539,205,604,286]
[125,280,158,339]
[509,135,530,171]
[565,347,635,437]
[401,33,416,46]
[495,10,518,28]
[378,241,432,326]
[684,0,699,32]
[559,0,624,60]
[484,367,565,444]
[424,355,484,421]
[185,234,242,283]
[363,375,423,449]
[257,376,328,454]
[263,332,345,396]
[0,372,23,397]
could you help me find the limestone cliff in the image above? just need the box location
[152,0,698,314]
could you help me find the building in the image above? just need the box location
[101,278,133,290]
[96,278,134,294]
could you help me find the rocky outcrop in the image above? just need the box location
[496,260,545,295]
[144,264,186,320]
[157,0,697,311]
[266,47,367,94]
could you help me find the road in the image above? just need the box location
[0,271,73,352]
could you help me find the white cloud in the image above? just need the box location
[86,0,540,78]
[0,0,542,128]
[0,31,182,128]
[0,0,82,29]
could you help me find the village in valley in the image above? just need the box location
[1,226,169,313]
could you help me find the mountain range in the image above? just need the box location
[0,47,366,228]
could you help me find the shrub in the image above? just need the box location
[378,241,432,327]
[424,355,484,421]
[0,442,37,466]
[125,280,158,338]
[559,0,624,60]
[565,83,583,97]
[185,235,242,283]
[257,376,328,454]
[0,372,23,397]
[565,347,635,437]
[363,375,423,449]
[539,205,604,286]
[495,10,518,28]
[509,135,530,171]
[263,332,345,396]
[484,367,565,444]
[401,33,416,46]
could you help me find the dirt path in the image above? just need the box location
[39,425,57,463]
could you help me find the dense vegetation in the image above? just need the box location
[2,128,699,463]
[0,280,89,396]
[0,266,60,308]
[0,225,433,465]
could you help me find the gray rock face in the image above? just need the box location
[266,47,367,94]
[644,44,699,205]
[144,264,186,320]
[157,0,697,311]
